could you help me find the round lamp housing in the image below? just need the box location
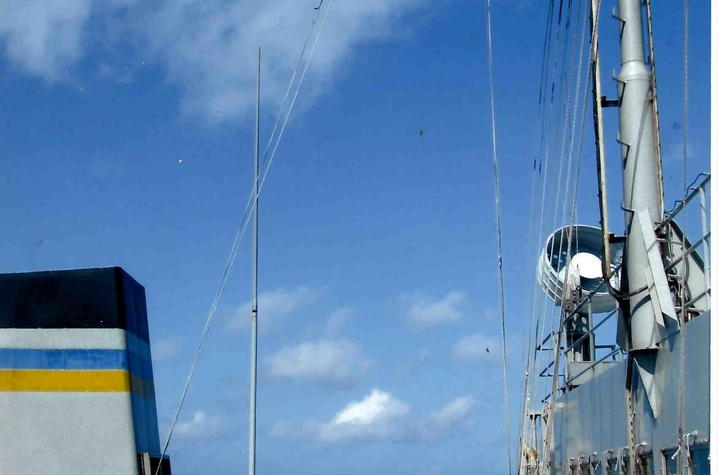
[537,225,622,313]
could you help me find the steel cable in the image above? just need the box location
[153,3,335,472]
[483,0,512,471]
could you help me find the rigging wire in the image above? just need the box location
[536,0,579,406]
[683,0,688,192]
[551,0,590,305]
[483,0,512,472]
[678,0,689,468]
[524,0,590,464]
[547,0,583,295]
[527,0,565,421]
[644,0,664,210]
[561,0,590,229]
[518,3,562,463]
[259,0,334,193]
[520,0,567,458]
[153,3,335,472]
[538,0,556,106]
[542,38,592,470]
[519,0,558,444]
[260,6,324,173]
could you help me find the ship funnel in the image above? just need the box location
[537,225,621,313]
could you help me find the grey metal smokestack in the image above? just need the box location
[616,0,663,351]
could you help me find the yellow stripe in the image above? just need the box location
[0,369,131,392]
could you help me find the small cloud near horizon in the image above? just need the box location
[403,290,467,329]
[224,285,319,332]
[266,337,371,387]
[270,390,480,444]
[152,336,186,363]
[174,410,228,440]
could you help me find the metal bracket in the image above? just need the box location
[611,8,627,39]
[611,7,625,22]
[637,209,679,326]
[601,96,620,108]
[609,233,626,244]
[616,136,631,169]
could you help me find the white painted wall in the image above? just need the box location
[0,392,139,475]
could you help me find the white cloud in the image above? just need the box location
[267,338,370,387]
[152,336,186,362]
[324,306,355,337]
[317,389,410,442]
[420,396,477,435]
[0,0,426,122]
[174,410,227,440]
[225,285,318,331]
[270,391,479,444]
[452,333,501,363]
[404,291,466,328]
[0,0,93,81]
[137,0,425,122]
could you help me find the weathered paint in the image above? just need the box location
[551,312,710,472]
[0,369,132,392]
[0,268,164,474]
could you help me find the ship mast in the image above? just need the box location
[616,0,664,351]
[524,0,708,472]
[248,47,260,475]
[612,0,683,427]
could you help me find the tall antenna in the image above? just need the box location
[248,46,260,475]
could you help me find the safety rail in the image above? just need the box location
[562,308,617,356]
[563,347,623,387]
[541,347,623,402]
[536,173,710,399]
[535,269,621,354]
[658,173,710,229]
[657,172,711,321]
[536,268,623,379]
[538,308,619,377]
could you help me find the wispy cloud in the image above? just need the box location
[0,0,426,122]
[138,0,427,122]
[452,333,501,364]
[270,390,479,444]
[403,291,466,328]
[174,410,228,440]
[0,0,93,81]
[152,336,186,363]
[317,389,410,442]
[324,306,355,337]
[417,396,477,438]
[224,285,318,331]
[266,338,371,387]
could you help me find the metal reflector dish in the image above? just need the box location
[537,225,622,313]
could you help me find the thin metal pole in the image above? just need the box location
[248,47,260,475]
[699,186,710,294]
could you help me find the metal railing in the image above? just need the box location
[657,173,711,321]
[536,270,624,383]
[535,172,711,395]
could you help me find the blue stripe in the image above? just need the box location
[0,349,127,370]
[0,348,155,380]
[127,351,154,381]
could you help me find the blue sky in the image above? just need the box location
[0,0,709,474]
